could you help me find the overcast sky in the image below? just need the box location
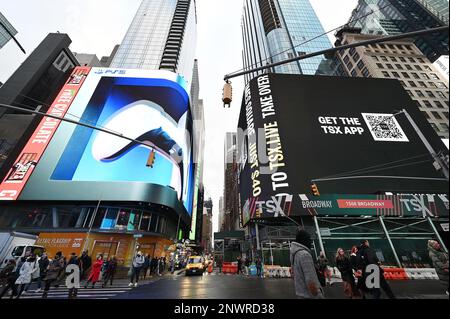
[0,0,358,232]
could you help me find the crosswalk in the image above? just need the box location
[2,284,134,300]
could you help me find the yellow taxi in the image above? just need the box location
[185,256,205,276]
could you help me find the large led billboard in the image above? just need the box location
[0,67,195,216]
[238,74,449,224]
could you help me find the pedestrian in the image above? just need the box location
[244,257,251,276]
[158,257,164,276]
[150,256,158,276]
[142,254,150,279]
[67,252,81,298]
[237,256,242,275]
[21,254,40,296]
[42,252,65,299]
[102,256,117,287]
[84,255,103,288]
[290,229,324,299]
[350,246,366,298]
[0,259,18,299]
[129,251,145,287]
[359,240,395,299]
[255,258,263,278]
[335,248,359,299]
[427,240,448,296]
[317,251,331,286]
[216,257,223,274]
[170,257,175,274]
[79,250,92,280]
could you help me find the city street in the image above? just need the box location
[2,271,448,300]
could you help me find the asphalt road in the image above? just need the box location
[112,272,449,299]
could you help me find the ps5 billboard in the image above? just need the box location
[0,67,195,215]
[238,74,449,224]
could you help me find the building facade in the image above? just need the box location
[0,11,17,49]
[201,198,213,253]
[241,0,332,83]
[334,29,449,138]
[73,53,101,67]
[110,0,197,90]
[223,132,241,231]
[347,0,449,62]
[0,33,79,179]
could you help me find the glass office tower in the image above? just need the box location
[241,0,332,83]
[348,0,449,62]
[111,0,197,89]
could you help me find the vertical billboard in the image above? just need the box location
[0,67,91,200]
[238,74,449,224]
[0,67,195,216]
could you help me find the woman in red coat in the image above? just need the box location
[84,255,103,288]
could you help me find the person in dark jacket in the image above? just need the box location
[79,250,92,280]
[142,254,150,280]
[317,251,331,286]
[350,245,366,298]
[290,229,324,299]
[427,240,448,295]
[42,252,65,299]
[336,248,359,298]
[359,240,395,299]
[0,260,18,299]
[34,253,49,292]
[237,256,242,275]
[150,256,158,276]
[102,256,118,287]
[67,253,82,298]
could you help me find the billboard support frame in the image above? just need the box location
[427,217,448,253]
[379,216,402,267]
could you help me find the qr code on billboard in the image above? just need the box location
[362,113,409,142]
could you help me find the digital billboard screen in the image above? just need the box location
[238,74,449,224]
[0,67,195,215]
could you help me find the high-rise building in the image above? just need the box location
[201,198,213,253]
[241,0,333,83]
[0,12,18,49]
[99,45,120,67]
[416,0,449,25]
[73,53,101,67]
[218,196,225,231]
[347,0,449,62]
[223,132,240,231]
[0,33,79,178]
[110,0,197,90]
[334,28,449,138]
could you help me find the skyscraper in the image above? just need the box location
[347,0,449,62]
[241,0,332,83]
[110,0,197,89]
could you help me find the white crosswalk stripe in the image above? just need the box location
[5,285,133,300]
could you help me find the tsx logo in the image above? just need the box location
[93,69,126,75]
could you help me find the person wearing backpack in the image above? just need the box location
[290,229,324,299]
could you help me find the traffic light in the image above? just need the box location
[310,183,320,196]
[146,149,156,167]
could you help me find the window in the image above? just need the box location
[426,91,435,98]
[434,101,445,108]
[423,112,430,119]
[395,64,403,70]
[399,81,406,86]
[343,55,350,64]
[423,100,433,107]
[352,52,360,62]
[421,73,429,80]
[402,72,410,78]
[390,56,397,62]
[436,91,446,99]
[386,63,394,69]
[351,69,357,77]
[408,81,417,87]
[443,112,449,120]
[92,208,108,229]
[418,81,426,87]
[139,212,151,231]
[287,52,294,59]
[382,71,390,77]
[424,66,432,71]
[414,65,422,71]
[381,56,388,61]
[429,73,439,80]
[116,209,131,229]
[392,71,400,78]
[362,68,370,77]
[417,58,425,63]
[357,60,365,70]
[349,47,356,57]
[412,73,420,79]
[405,65,412,70]
[399,57,406,62]
[436,82,447,89]
[405,90,413,97]
[415,90,425,97]
[376,63,384,69]
[372,56,379,61]
[432,112,442,120]
[408,57,415,63]
[100,209,118,229]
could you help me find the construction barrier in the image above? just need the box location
[263,265,292,278]
[222,262,238,274]
[382,267,409,280]
[404,268,439,280]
